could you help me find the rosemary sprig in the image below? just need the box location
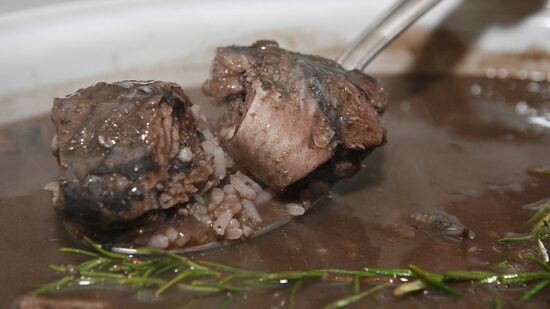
[33,242,550,306]
[33,199,550,307]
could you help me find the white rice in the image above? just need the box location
[165,227,178,242]
[229,200,242,215]
[190,203,212,225]
[286,203,305,216]
[230,174,257,200]
[242,225,254,237]
[227,218,241,230]
[242,199,262,224]
[225,218,243,240]
[146,170,269,246]
[201,140,217,156]
[234,171,263,194]
[223,184,237,195]
[212,147,226,179]
[200,140,226,180]
[211,188,225,205]
[178,147,194,162]
[213,210,233,235]
[226,228,243,240]
[147,234,169,249]
[255,188,275,205]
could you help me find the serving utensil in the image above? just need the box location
[110,0,441,255]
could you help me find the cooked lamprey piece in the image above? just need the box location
[49,81,216,229]
[203,40,387,190]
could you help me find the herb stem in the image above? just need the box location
[322,284,390,309]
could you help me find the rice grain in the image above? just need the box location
[214,210,233,235]
[286,203,305,216]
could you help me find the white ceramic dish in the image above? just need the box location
[1,0,549,124]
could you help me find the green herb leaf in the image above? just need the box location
[525,256,550,272]
[322,284,389,309]
[156,269,194,296]
[520,280,550,301]
[393,279,426,296]
[408,265,463,296]
[59,247,99,258]
[363,267,413,277]
[33,276,73,295]
[288,278,303,308]
[497,234,534,243]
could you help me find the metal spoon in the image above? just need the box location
[111,0,441,255]
[337,0,441,71]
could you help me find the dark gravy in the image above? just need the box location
[2,75,549,308]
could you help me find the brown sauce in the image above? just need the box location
[2,74,549,308]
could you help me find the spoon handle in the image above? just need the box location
[337,0,441,71]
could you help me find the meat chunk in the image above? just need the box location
[203,40,387,190]
[50,81,216,229]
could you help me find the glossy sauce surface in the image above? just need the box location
[2,75,550,308]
